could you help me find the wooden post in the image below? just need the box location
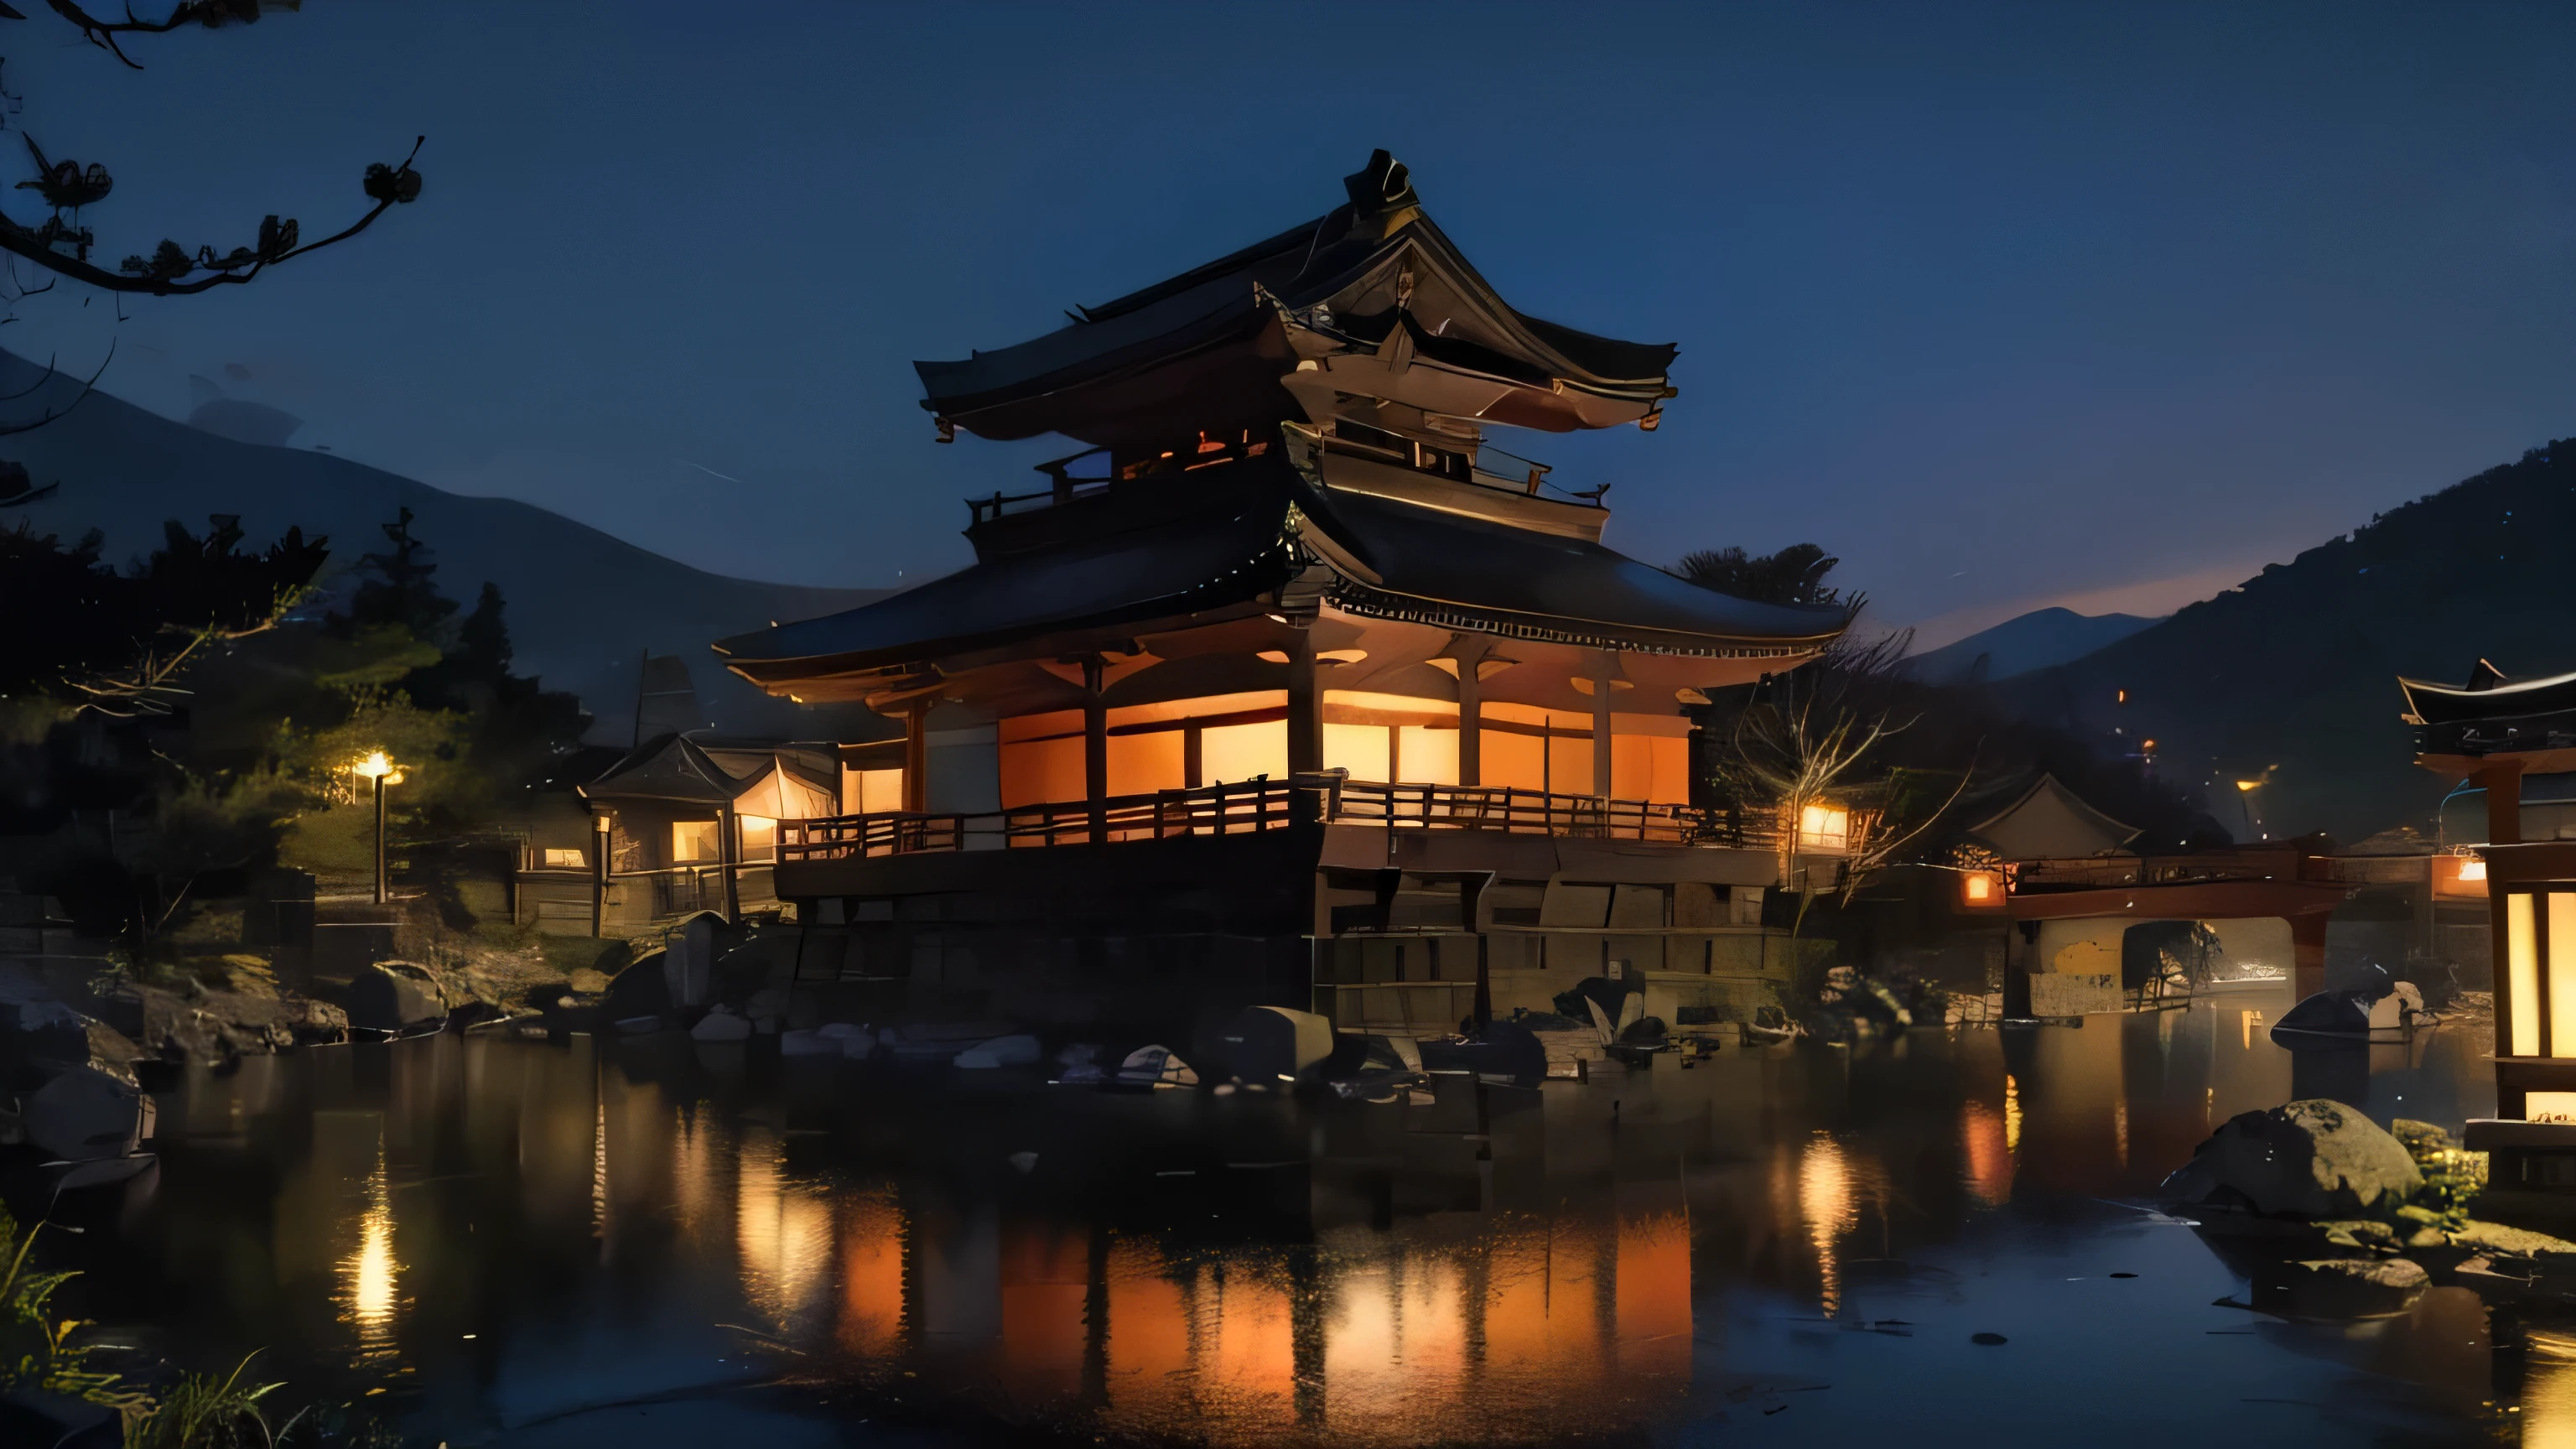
[1590,662,1614,800]
[590,812,611,938]
[371,771,389,905]
[1454,636,1483,787]
[1287,626,1321,777]
[2289,910,2329,1001]
[1184,723,1204,789]
[2488,759,2526,845]
[720,804,742,923]
[902,698,929,813]
[1083,655,1109,845]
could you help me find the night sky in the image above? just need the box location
[8,2,2573,647]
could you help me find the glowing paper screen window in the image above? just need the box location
[2553,894,2576,1059]
[2530,1092,2576,1124]
[2509,892,2541,1057]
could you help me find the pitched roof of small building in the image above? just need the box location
[1966,774,2140,861]
[580,732,837,818]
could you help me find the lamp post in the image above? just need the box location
[354,752,404,904]
[2234,765,2276,842]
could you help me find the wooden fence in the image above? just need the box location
[777,774,1772,864]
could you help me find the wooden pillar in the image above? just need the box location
[1590,659,1614,799]
[2289,910,2329,1000]
[1286,626,1321,776]
[902,698,929,813]
[589,811,611,939]
[1083,655,1108,845]
[1184,724,1205,789]
[2488,758,2526,845]
[1454,636,1483,787]
[720,804,742,923]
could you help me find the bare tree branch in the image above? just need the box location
[0,335,104,435]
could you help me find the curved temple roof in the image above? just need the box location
[914,151,1678,446]
[715,461,1846,696]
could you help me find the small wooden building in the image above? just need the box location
[512,732,839,934]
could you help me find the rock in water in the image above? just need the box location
[2162,1098,2423,1218]
[26,1066,148,1160]
[346,962,449,1032]
[690,1006,753,1042]
[2251,1257,2429,1319]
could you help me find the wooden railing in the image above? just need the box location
[777,775,1769,863]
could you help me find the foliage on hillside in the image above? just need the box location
[0,507,588,947]
[2015,439,2576,842]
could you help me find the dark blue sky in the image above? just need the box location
[10,2,2573,644]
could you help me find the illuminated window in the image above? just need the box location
[672,820,721,864]
[1797,804,1850,851]
[738,814,777,860]
[2497,890,2576,1061]
[542,847,585,869]
[2458,858,2488,883]
[1963,872,1994,903]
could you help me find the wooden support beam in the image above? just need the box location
[721,804,742,923]
[2488,758,2526,846]
[1453,633,1484,787]
[1287,626,1321,777]
[590,812,611,939]
[1590,658,1614,799]
[1083,655,1108,845]
[910,720,933,812]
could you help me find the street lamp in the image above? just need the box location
[2234,765,2277,842]
[353,751,405,903]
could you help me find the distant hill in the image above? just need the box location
[0,351,892,742]
[1907,606,2159,683]
[2007,439,2576,843]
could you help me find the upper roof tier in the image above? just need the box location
[914,151,1680,453]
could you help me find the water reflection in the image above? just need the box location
[336,1135,401,1360]
[61,989,2513,1447]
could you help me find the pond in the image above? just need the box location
[24,987,2531,1447]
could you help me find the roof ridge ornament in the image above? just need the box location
[1338,148,1423,242]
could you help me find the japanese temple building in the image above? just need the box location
[713,152,1852,1032]
[2406,661,2576,1211]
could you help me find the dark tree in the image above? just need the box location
[346,506,456,641]
[0,512,326,719]
[1675,543,1845,606]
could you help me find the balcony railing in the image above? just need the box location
[777,774,1770,863]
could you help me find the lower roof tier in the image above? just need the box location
[714,460,1848,710]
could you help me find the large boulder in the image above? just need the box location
[2163,1098,2423,1218]
[346,961,450,1032]
[25,1065,149,1161]
[1202,1005,1334,1085]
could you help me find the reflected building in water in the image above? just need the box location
[111,1001,2503,1445]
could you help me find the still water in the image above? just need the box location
[35,989,2535,1447]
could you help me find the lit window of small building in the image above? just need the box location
[672,819,721,863]
[542,847,586,869]
[1796,805,1849,852]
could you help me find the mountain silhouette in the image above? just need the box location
[2006,439,2576,843]
[0,350,890,741]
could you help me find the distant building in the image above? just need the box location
[710,152,1852,1032]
